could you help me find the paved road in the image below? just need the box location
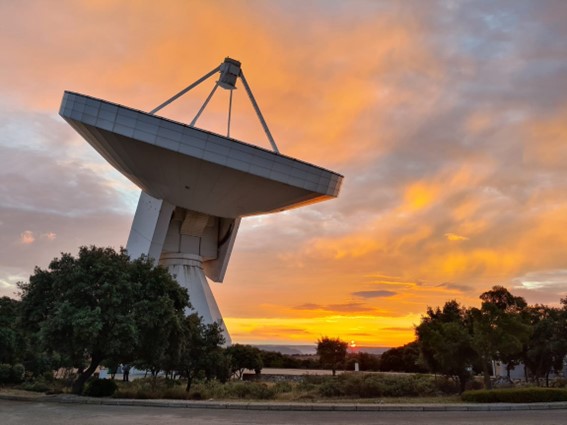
[1,400,566,425]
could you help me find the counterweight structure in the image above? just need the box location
[59,58,343,343]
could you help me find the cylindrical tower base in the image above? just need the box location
[160,252,231,345]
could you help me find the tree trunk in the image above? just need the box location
[71,355,102,395]
[185,372,193,392]
[481,359,492,390]
[545,371,550,387]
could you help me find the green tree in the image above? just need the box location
[470,286,531,389]
[130,258,188,377]
[225,344,263,379]
[379,341,425,373]
[0,297,22,364]
[18,246,189,394]
[416,300,476,392]
[177,314,225,391]
[523,305,567,386]
[316,337,348,376]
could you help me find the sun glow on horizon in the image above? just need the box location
[223,313,420,347]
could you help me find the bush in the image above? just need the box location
[462,388,567,403]
[83,379,118,397]
[224,382,276,400]
[0,364,12,383]
[189,379,226,399]
[0,363,25,384]
[11,364,25,383]
[318,379,344,397]
[18,380,52,393]
[273,381,293,394]
[315,373,448,399]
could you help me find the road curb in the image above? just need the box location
[2,393,567,412]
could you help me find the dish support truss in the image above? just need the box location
[150,57,280,153]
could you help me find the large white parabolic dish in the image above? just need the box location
[60,92,342,218]
[59,91,343,344]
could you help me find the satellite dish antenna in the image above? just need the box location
[59,58,343,344]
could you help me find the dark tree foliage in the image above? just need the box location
[470,286,531,389]
[259,351,319,369]
[129,258,188,377]
[523,305,567,386]
[379,341,426,373]
[177,314,226,391]
[416,300,476,392]
[259,350,288,368]
[225,344,263,379]
[346,352,381,371]
[18,246,189,394]
[317,336,348,376]
[0,297,22,364]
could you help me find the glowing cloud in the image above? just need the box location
[445,233,469,242]
[19,230,35,245]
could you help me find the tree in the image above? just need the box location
[177,314,225,391]
[470,286,531,389]
[130,258,188,377]
[416,300,476,392]
[523,305,567,386]
[18,246,189,394]
[0,297,22,364]
[316,337,348,376]
[379,341,425,373]
[225,344,263,379]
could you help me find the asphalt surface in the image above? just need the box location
[2,398,567,425]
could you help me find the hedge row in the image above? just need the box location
[314,373,459,398]
[462,387,567,403]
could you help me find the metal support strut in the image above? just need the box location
[149,58,280,154]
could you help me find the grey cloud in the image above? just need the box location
[294,303,321,311]
[352,290,396,299]
[0,109,136,298]
[293,302,376,314]
[436,283,474,293]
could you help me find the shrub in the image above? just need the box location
[224,382,276,400]
[11,364,25,383]
[18,380,52,393]
[189,379,227,399]
[83,379,118,397]
[318,379,344,397]
[433,376,460,394]
[0,364,12,383]
[273,381,293,394]
[315,373,447,399]
[161,386,187,399]
[0,363,25,384]
[462,388,567,403]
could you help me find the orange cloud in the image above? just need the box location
[19,230,35,245]
[445,233,469,242]
[404,181,440,210]
[525,107,567,168]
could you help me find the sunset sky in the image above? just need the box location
[2,0,567,348]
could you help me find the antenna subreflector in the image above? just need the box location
[218,58,241,89]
